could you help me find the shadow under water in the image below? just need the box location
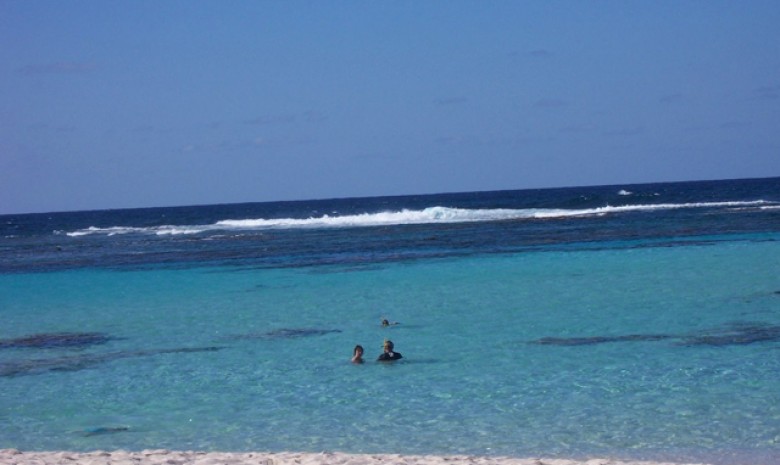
[534,334,673,346]
[1,326,343,378]
[678,322,780,347]
[0,346,224,378]
[531,322,780,348]
[82,426,131,437]
[0,332,115,349]
[226,328,342,341]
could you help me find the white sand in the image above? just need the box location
[0,449,713,465]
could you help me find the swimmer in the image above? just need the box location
[351,344,364,364]
[381,318,399,327]
[377,339,403,362]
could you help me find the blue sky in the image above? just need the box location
[2,1,779,214]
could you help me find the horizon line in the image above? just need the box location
[3,174,778,217]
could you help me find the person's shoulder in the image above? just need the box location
[377,352,402,361]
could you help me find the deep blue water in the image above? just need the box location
[1,177,779,464]
[2,177,779,273]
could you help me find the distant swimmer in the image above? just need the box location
[377,339,403,362]
[381,319,399,327]
[351,345,364,364]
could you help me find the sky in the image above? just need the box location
[1,1,779,214]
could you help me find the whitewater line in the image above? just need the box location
[61,200,773,237]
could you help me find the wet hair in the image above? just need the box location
[383,340,394,350]
[353,345,364,355]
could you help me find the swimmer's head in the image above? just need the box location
[354,345,364,356]
[381,319,389,326]
[383,340,394,350]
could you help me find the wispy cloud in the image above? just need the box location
[435,134,482,146]
[302,111,328,123]
[434,97,468,106]
[507,49,553,60]
[25,122,78,132]
[181,135,315,154]
[529,49,553,58]
[560,123,597,134]
[719,121,750,129]
[659,93,684,104]
[603,127,644,137]
[243,114,297,125]
[243,111,328,125]
[533,98,568,108]
[17,61,95,76]
[753,85,779,100]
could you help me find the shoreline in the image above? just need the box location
[0,449,715,465]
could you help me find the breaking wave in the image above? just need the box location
[62,200,774,237]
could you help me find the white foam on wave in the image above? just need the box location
[65,225,204,237]
[63,200,774,237]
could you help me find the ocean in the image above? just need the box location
[1,177,779,464]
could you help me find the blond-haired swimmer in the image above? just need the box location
[377,339,403,361]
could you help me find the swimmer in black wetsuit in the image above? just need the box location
[377,339,402,362]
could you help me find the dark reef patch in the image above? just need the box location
[0,346,224,377]
[227,328,342,341]
[0,332,114,349]
[533,334,672,346]
[679,323,780,346]
[532,322,780,348]
[82,426,130,437]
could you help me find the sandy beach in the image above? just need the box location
[0,449,714,465]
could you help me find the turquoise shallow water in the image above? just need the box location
[2,235,779,463]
